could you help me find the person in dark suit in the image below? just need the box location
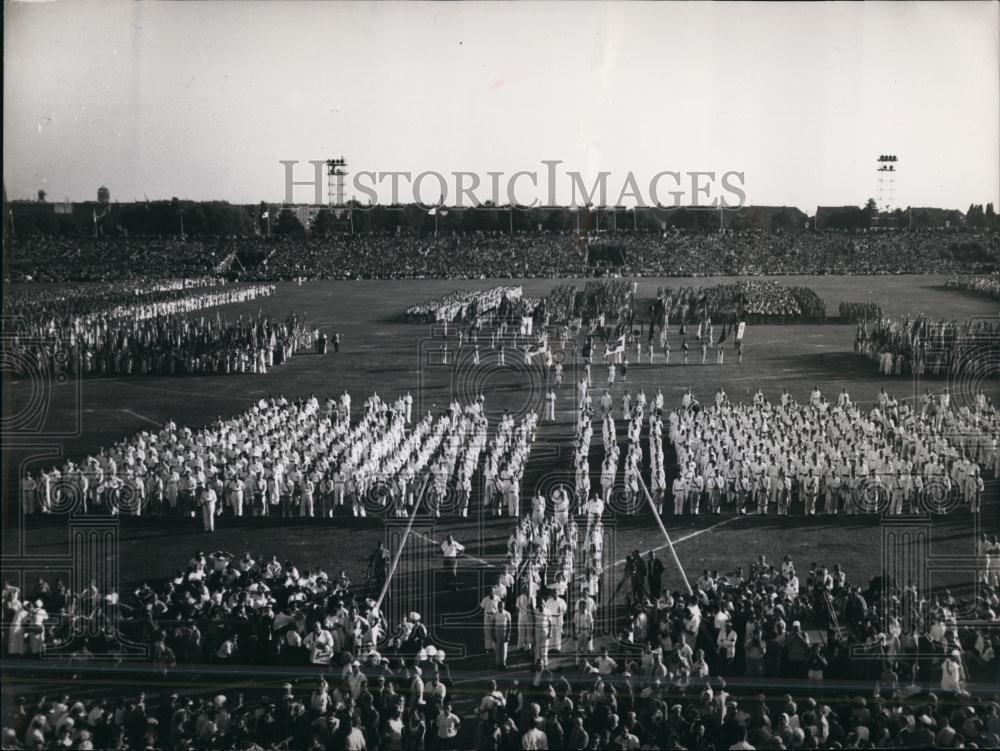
[647,552,665,600]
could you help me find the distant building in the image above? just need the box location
[98,186,111,204]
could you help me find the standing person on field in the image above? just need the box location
[200,483,217,532]
[441,535,465,591]
[494,599,512,669]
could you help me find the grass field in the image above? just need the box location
[3,274,998,675]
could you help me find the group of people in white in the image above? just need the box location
[667,386,994,516]
[20,393,547,531]
[474,483,609,682]
[405,285,527,323]
[565,378,994,518]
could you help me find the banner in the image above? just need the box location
[736,321,746,341]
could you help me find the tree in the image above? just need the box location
[37,190,47,202]
[312,209,337,236]
[967,204,985,228]
[544,208,570,232]
[35,210,58,235]
[274,208,306,237]
[862,198,878,227]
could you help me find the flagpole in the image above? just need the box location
[375,474,431,613]
[637,474,692,595]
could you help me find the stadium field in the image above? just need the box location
[5,274,997,665]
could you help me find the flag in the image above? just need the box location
[261,210,269,219]
[718,325,727,344]
[696,321,703,340]
[736,321,747,342]
[606,334,626,358]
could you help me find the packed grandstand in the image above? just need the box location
[4,228,998,282]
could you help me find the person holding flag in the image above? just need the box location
[604,332,626,363]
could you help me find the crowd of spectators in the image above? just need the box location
[6,236,230,282]
[7,229,997,283]
[3,539,997,750]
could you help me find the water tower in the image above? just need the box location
[97,185,110,204]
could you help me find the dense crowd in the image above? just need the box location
[7,236,230,281]
[946,273,1000,300]
[5,389,1000,751]
[8,229,997,282]
[855,315,1000,377]
[4,538,997,750]
[615,229,999,277]
[252,234,586,281]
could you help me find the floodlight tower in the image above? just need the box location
[326,157,347,206]
[876,154,898,213]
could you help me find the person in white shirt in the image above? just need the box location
[201,485,217,532]
[494,600,512,669]
[441,535,465,591]
[544,592,567,653]
[480,587,499,654]
[940,650,965,694]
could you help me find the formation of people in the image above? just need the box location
[2,282,298,379]
[19,393,545,529]
[666,386,995,516]
[855,314,1000,377]
[946,273,1000,300]
[405,286,528,324]
[653,281,826,326]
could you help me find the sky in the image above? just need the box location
[4,1,998,212]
